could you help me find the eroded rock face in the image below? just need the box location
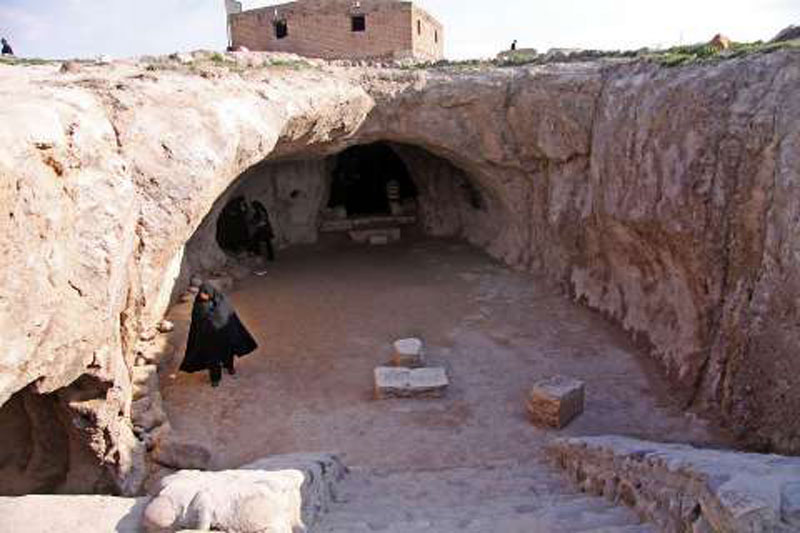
[1,49,799,492]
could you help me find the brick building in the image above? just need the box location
[229,0,444,61]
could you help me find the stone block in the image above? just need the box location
[374,367,448,399]
[132,392,167,433]
[349,228,401,244]
[527,375,585,428]
[152,437,212,471]
[132,365,159,394]
[139,329,157,342]
[391,337,425,368]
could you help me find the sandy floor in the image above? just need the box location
[159,236,730,472]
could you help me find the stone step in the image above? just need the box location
[334,467,570,503]
[318,504,650,533]
[342,460,566,482]
[323,495,600,524]
[315,463,653,533]
[585,526,658,533]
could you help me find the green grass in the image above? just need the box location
[263,58,311,70]
[0,56,56,66]
[398,37,799,72]
[647,39,800,67]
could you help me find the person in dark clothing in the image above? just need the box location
[180,283,257,387]
[511,39,517,51]
[249,200,275,262]
[1,38,14,56]
[216,196,250,253]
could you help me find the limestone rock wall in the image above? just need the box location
[1,49,799,492]
[354,53,800,453]
[0,58,374,494]
[393,143,502,247]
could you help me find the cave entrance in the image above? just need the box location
[185,140,495,282]
[327,142,418,218]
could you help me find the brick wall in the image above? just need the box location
[230,0,443,61]
[411,5,444,61]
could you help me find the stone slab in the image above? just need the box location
[349,227,401,244]
[320,215,416,233]
[0,495,148,533]
[527,375,584,428]
[374,367,448,399]
[152,437,212,471]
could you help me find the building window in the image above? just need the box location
[435,30,438,43]
[351,15,366,32]
[417,20,421,35]
[274,19,288,39]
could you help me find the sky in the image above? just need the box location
[0,0,797,60]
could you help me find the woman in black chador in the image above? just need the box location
[180,283,257,387]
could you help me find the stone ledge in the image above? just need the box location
[548,435,800,533]
[0,495,148,533]
[374,366,448,398]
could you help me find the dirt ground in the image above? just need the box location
[159,236,730,472]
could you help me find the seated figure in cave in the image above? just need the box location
[216,196,251,254]
[180,283,258,387]
[248,199,275,262]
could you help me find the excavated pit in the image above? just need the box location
[1,50,800,497]
[151,140,730,480]
[160,232,730,475]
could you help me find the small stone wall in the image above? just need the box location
[549,436,800,532]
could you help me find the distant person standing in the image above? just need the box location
[180,283,257,387]
[249,200,275,262]
[510,39,517,51]
[217,196,250,253]
[1,38,14,56]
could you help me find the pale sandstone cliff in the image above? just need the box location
[0,49,797,493]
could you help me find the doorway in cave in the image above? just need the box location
[327,143,418,218]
